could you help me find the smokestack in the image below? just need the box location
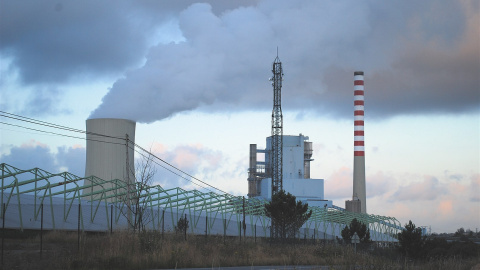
[248,144,258,197]
[84,118,136,201]
[353,71,367,213]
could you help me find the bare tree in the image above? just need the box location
[119,151,157,232]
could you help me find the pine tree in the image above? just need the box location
[341,218,371,243]
[265,190,312,239]
[398,220,425,258]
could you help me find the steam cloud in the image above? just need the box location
[90,0,478,123]
[3,1,476,123]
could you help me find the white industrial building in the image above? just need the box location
[248,134,332,208]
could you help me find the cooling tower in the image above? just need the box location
[353,71,367,213]
[84,118,136,201]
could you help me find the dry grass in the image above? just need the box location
[2,230,479,270]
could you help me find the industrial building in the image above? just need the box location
[248,134,332,208]
[248,53,333,209]
[249,67,370,216]
[246,54,332,209]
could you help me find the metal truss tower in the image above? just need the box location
[271,53,283,196]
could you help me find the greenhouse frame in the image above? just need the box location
[1,163,402,242]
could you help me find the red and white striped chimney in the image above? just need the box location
[354,72,365,157]
[353,71,367,213]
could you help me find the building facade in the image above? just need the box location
[248,134,332,207]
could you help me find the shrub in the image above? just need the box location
[175,216,189,234]
[341,218,371,244]
[397,220,425,259]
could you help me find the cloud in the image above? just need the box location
[392,176,447,201]
[470,174,480,202]
[366,171,394,198]
[374,196,478,233]
[56,145,86,176]
[139,142,246,194]
[2,1,477,121]
[148,143,224,190]
[0,140,56,172]
[324,166,352,200]
[0,140,226,192]
[438,200,453,217]
[0,0,262,85]
[0,0,161,84]
[324,167,396,206]
[152,143,223,172]
[0,140,86,176]
[19,86,72,116]
[89,0,478,123]
[368,171,480,232]
[322,167,478,232]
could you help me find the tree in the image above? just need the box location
[397,220,425,258]
[119,152,157,232]
[264,190,312,239]
[175,216,189,234]
[454,227,465,237]
[341,218,370,243]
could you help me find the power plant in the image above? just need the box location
[0,59,402,241]
[247,52,330,208]
[248,58,369,212]
[248,134,330,208]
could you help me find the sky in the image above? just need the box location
[0,0,479,233]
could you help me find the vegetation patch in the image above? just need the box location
[1,229,479,270]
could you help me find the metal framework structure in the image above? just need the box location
[270,54,283,195]
[0,163,402,241]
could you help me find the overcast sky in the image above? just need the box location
[0,0,479,233]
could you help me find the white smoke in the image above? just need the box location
[90,0,479,123]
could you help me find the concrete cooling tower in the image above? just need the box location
[84,118,136,201]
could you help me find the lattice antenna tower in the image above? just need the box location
[271,50,283,195]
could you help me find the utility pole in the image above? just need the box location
[243,196,246,241]
[125,134,133,230]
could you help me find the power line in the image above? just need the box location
[131,142,230,195]
[0,111,125,141]
[131,146,219,194]
[0,121,125,146]
[1,110,229,195]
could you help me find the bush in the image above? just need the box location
[175,216,189,234]
[397,220,425,259]
[341,218,371,244]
